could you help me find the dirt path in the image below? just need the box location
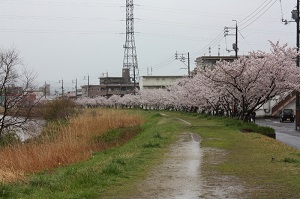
[131,133,203,199]
[128,135,246,198]
[125,116,246,199]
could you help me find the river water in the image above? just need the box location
[1,116,45,141]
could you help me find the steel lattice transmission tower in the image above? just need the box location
[123,0,138,92]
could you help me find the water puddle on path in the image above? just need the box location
[131,133,203,199]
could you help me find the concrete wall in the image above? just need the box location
[140,76,184,90]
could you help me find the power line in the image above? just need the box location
[238,0,272,24]
[239,0,278,30]
[146,55,175,69]
[0,14,120,22]
[0,28,120,35]
[0,0,123,8]
[139,32,210,42]
[137,19,220,31]
[191,30,225,57]
[137,4,237,18]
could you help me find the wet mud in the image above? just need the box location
[131,133,203,198]
[128,132,246,199]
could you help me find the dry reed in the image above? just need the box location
[0,109,144,183]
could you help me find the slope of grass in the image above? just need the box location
[1,110,300,198]
[1,110,181,198]
[0,109,144,182]
[168,111,300,198]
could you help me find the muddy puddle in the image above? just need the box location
[126,131,246,199]
[131,133,203,199]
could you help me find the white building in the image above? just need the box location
[139,76,184,90]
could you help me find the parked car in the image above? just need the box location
[280,109,294,123]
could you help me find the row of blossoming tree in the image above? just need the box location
[76,42,300,121]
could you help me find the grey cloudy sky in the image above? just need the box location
[0,0,296,92]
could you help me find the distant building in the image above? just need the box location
[66,89,82,99]
[5,85,23,95]
[139,76,184,90]
[0,85,37,107]
[195,56,237,71]
[38,84,51,96]
[81,68,138,98]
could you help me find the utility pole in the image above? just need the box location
[44,81,47,99]
[123,0,139,95]
[294,0,300,129]
[233,20,238,58]
[224,20,238,58]
[279,1,300,129]
[102,72,109,97]
[72,78,78,99]
[59,79,64,97]
[175,51,191,77]
[84,75,90,98]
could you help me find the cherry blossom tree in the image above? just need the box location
[76,42,300,122]
[199,42,300,120]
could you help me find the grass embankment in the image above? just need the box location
[0,109,144,183]
[173,112,300,198]
[1,110,300,198]
[0,110,180,198]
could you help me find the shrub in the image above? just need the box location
[224,118,243,128]
[42,99,78,122]
[143,142,161,148]
[0,182,12,198]
[91,126,142,151]
[240,122,276,139]
[0,132,21,147]
[283,157,299,163]
[256,126,276,138]
[96,129,122,143]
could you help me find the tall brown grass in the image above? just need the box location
[0,109,144,183]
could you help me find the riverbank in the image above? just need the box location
[2,110,300,198]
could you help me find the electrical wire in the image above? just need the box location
[139,56,176,75]
[146,55,175,70]
[191,30,225,57]
[238,0,271,24]
[0,0,123,8]
[137,19,219,31]
[0,14,120,22]
[139,32,209,42]
[137,4,236,18]
[279,0,285,20]
[240,0,278,30]
[0,28,120,35]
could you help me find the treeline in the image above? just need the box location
[77,42,300,121]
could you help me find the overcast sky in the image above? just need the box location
[0,0,296,92]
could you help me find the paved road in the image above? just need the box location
[256,118,300,150]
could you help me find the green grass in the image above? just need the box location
[2,110,300,198]
[173,112,300,198]
[4,110,180,199]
